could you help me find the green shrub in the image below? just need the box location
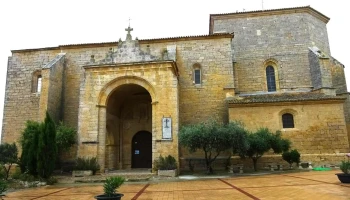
[154,155,177,170]
[0,166,5,180]
[18,173,36,182]
[0,143,19,180]
[11,167,22,180]
[0,179,7,195]
[74,157,100,175]
[20,120,41,175]
[104,177,125,196]
[46,176,58,185]
[282,149,301,168]
[56,122,77,153]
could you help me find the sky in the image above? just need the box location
[0,0,349,139]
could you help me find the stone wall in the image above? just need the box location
[1,50,59,144]
[139,37,234,125]
[228,101,350,165]
[39,54,65,122]
[212,12,331,93]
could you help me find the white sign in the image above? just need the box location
[162,117,172,139]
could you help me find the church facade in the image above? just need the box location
[2,6,349,171]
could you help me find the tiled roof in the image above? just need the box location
[227,93,346,104]
[11,33,233,53]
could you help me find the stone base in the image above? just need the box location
[158,169,178,177]
[72,170,93,177]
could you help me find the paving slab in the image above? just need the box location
[2,170,350,200]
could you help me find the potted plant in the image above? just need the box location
[154,155,178,177]
[95,176,125,200]
[336,153,350,183]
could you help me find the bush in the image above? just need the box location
[74,157,100,175]
[282,149,301,168]
[0,143,18,180]
[20,121,41,175]
[46,176,58,185]
[0,179,7,195]
[56,122,77,153]
[11,167,22,180]
[154,155,177,170]
[18,173,36,182]
[0,166,5,180]
[37,112,57,179]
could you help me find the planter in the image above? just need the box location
[158,169,177,177]
[72,170,93,177]
[336,173,350,183]
[94,194,124,200]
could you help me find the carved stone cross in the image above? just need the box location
[125,26,133,41]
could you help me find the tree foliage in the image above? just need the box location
[0,143,18,180]
[56,121,77,153]
[37,112,57,178]
[20,121,41,175]
[282,149,301,168]
[179,121,248,174]
[244,128,291,171]
[20,112,58,178]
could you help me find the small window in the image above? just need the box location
[37,75,42,93]
[32,71,42,93]
[282,113,294,128]
[194,69,201,84]
[266,66,276,92]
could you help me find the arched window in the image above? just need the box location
[266,66,276,92]
[32,71,42,93]
[193,63,201,85]
[282,113,294,128]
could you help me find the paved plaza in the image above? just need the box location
[3,171,350,200]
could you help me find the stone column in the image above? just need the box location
[97,106,107,172]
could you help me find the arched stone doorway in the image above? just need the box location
[105,84,152,170]
[132,131,152,168]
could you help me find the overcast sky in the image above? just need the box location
[0,0,349,139]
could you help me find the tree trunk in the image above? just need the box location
[253,158,258,171]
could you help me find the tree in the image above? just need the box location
[37,112,58,178]
[19,121,41,175]
[56,121,77,153]
[0,143,18,180]
[244,128,291,171]
[179,120,248,174]
[282,149,301,168]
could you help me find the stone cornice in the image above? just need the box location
[228,99,345,108]
[83,60,179,77]
[209,6,330,34]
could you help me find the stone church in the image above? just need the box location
[2,6,350,171]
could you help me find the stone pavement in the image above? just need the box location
[3,171,350,200]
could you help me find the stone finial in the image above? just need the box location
[125,26,133,41]
[90,55,95,63]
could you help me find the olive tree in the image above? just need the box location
[245,128,291,171]
[179,121,248,174]
[0,143,18,180]
[282,149,301,168]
